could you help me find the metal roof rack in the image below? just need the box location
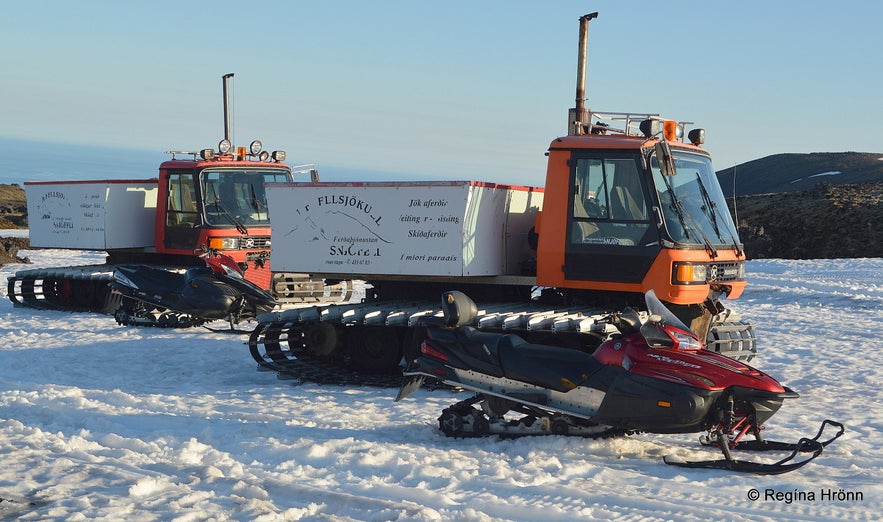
[164,150,201,160]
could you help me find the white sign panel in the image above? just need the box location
[267,181,542,277]
[26,181,158,250]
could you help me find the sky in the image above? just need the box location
[1,1,882,186]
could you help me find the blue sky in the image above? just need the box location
[2,1,881,185]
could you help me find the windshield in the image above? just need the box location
[201,169,290,227]
[644,289,692,333]
[651,151,741,249]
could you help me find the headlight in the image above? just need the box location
[208,237,240,250]
[673,262,708,284]
[672,261,745,284]
[671,331,703,351]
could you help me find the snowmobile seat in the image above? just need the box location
[452,327,523,377]
[117,265,184,293]
[499,342,603,393]
[184,266,214,284]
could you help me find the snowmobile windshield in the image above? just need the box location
[650,151,742,251]
[643,289,693,334]
[200,169,290,228]
[205,254,245,279]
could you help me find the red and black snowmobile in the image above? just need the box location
[111,247,277,329]
[396,289,843,474]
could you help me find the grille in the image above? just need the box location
[242,236,271,249]
[708,262,742,282]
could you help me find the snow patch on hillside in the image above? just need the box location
[791,171,842,183]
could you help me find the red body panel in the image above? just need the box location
[593,334,785,393]
[151,156,286,291]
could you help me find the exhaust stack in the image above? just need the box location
[568,12,598,136]
[222,73,235,147]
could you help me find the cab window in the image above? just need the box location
[571,156,650,246]
[166,172,198,227]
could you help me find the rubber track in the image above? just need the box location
[436,395,635,440]
[7,269,120,313]
[113,306,207,329]
[248,299,614,386]
[707,310,757,362]
[249,322,406,387]
[249,301,758,387]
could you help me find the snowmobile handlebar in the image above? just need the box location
[194,245,220,258]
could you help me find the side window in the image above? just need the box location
[571,157,650,246]
[166,172,198,227]
[573,160,609,219]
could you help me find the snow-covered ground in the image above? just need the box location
[1,236,880,520]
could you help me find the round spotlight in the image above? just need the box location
[218,139,232,154]
[249,140,263,155]
[259,150,270,162]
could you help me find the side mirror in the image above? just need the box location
[655,141,677,177]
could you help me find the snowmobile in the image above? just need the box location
[396,289,843,474]
[111,247,277,329]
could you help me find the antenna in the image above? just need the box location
[731,165,739,227]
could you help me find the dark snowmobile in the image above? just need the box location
[111,247,277,329]
[396,289,843,474]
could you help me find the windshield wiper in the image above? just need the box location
[695,173,722,237]
[249,183,268,221]
[695,174,743,257]
[205,183,249,235]
[211,198,249,235]
[661,175,718,258]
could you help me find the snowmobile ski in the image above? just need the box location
[665,419,845,475]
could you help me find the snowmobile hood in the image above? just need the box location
[629,346,788,393]
[594,320,787,394]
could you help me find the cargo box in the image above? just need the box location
[266,181,543,277]
[26,180,158,250]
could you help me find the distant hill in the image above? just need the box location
[730,181,883,259]
[713,152,883,259]
[0,183,26,229]
[716,152,883,197]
